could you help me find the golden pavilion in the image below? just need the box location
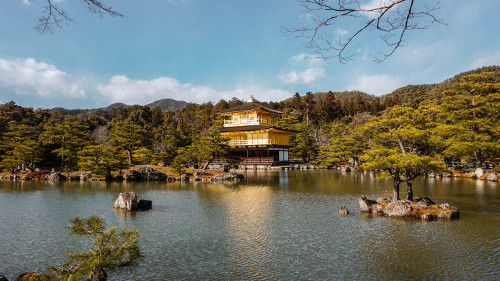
[217,96,297,165]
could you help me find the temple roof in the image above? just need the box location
[218,125,298,133]
[218,102,283,115]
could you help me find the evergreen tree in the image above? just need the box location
[47,215,140,281]
[0,122,42,172]
[110,122,147,165]
[77,145,128,177]
[41,120,90,172]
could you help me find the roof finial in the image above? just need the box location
[247,95,256,103]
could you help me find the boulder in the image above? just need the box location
[341,166,351,172]
[125,170,142,182]
[80,172,92,181]
[224,172,244,180]
[138,199,152,210]
[180,174,189,182]
[437,210,459,219]
[474,168,485,178]
[114,192,138,211]
[0,275,8,281]
[486,173,497,181]
[415,197,435,206]
[44,172,66,181]
[338,206,349,215]
[21,176,31,181]
[371,204,383,214]
[359,195,377,212]
[69,175,80,181]
[212,174,225,181]
[421,213,434,220]
[383,201,412,217]
[136,166,167,181]
[114,175,124,181]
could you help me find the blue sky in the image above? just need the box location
[0,0,499,109]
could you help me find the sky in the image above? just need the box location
[0,0,499,109]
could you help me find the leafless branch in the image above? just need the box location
[33,0,123,33]
[283,0,445,63]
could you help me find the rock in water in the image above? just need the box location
[180,174,189,182]
[383,201,413,217]
[114,192,138,211]
[0,275,8,281]
[44,172,66,181]
[416,197,435,206]
[359,195,376,212]
[80,172,92,181]
[136,166,167,181]
[138,199,152,210]
[474,168,485,178]
[125,170,142,182]
[338,206,349,215]
[486,173,497,181]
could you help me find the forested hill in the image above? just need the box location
[0,65,498,174]
[383,65,500,107]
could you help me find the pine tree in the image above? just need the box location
[47,215,140,281]
[109,122,147,165]
[41,121,90,172]
[0,122,42,172]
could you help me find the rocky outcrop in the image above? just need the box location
[0,275,8,281]
[138,199,152,210]
[125,170,142,182]
[486,173,497,181]
[359,195,377,212]
[359,196,459,220]
[383,201,412,217]
[44,172,66,181]
[114,192,138,211]
[136,166,167,181]
[180,174,189,182]
[114,192,153,211]
[338,206,349,215]
[80,172,92,181]
[474,168,485,178]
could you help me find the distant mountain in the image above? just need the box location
[146,98,188,110]
[50,98,188,115]
[100,102,130,111]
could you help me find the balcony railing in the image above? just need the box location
[229,139,272,146]
[224,119,277,127]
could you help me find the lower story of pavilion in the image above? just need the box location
[215,145,291,166]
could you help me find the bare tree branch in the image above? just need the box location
[31,0,123,34]
[283,0,445,63]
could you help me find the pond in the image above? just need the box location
[0,170,499,280]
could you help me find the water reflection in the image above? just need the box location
[0,171,499,280]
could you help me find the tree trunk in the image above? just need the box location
[474,149,483,168]
[392,170,401,201]
[393,179,400,201]
[405,169,413,201]
[127,149,133,166]
[202,159,212,171]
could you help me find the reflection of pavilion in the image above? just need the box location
[222,186,274,276]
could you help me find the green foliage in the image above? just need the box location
[77,145,128,177]
[41,121,90,172]
[0,122,42,172]
[47,215,140,281]
[110,122,147,165]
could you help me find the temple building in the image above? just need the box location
[216,97,297,166]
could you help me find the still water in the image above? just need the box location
[0,170,499,280]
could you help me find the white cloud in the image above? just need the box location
[346,74,404,95]
[97,75,291,104]
[471,51,500,69]
[0,57,86,98]
[278,53,325,84]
